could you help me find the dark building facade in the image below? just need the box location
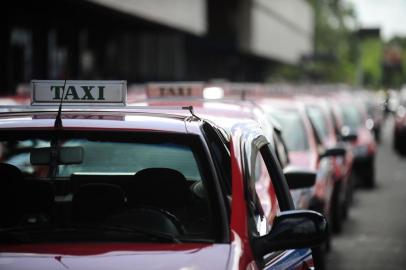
[1,0,313,94]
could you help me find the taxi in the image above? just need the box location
[0,83,31,105]
[329,93,377,188]
[131,82,287,168]
[130,82,317,230]
[255,98,336,215]
[296,95,354,233]
[360,92,383,144]
[394,107,406,155]
[255,96,338,270]
[393,87,406,155]
[0,80,326,270]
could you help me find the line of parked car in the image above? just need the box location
[0,81,382,270]
[129,81,383,269]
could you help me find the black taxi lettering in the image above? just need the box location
[82,86,95,100]
[50,86,106,100]
[159,87,192,97]
[50,86,64,100]
[64,86,80,100]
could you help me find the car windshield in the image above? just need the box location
[341,105,362,130]
[268,109,309,152]
[59,140,201,179]
[307,105,329,142]
[0,130,217,244]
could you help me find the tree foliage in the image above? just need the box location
[305,0,358,84]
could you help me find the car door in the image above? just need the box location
[242,134,314,270]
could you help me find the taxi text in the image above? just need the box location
[51,85,105,101]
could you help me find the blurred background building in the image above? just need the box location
[2,0,406,95]
[1,0,314,94]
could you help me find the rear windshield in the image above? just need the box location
[0,130,219,244]
[268,109,309,151]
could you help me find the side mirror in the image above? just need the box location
[319,146,346,159]
[341,133,358,142]
[341,126,358,142]
[253,210,327,257]
[283,166,316,189]
[365,118,374,130]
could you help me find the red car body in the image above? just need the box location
[329,94,377,188]
[0,104,324,270]
[131,98,291,224]
[296,95,355,232]
[256,97,335,214]
[255,97,336,269]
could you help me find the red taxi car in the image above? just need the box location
[256,96,343,269]
[0,80,326,270]
[256,98,336,215]
[194,83,317,216]
[130,83,318,231]
[132,82,288,168]
[0,83,31,106]
[297,95,354,233]
[393,88,406,155]
[329,94,377,188]
[361,92,384,143]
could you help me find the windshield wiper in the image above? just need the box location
[0,225,214,244]
[66,225,214,243]
[55,224,182,243]
[0,227,51,243]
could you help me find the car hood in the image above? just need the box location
[0,243,231,270]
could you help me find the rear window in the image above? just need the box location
[59,140,201,180]
[0,130,220,244]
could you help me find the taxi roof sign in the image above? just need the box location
[146,82,204,98]
[31,80,127,106]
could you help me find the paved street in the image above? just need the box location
[327,117,406,269]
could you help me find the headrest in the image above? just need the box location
[136,168,187,184]
[22,181,55,213]
[73,183,127,223]
[0,163,23,183]
[131,168,190,208]
[0,163,24,226]
[18,181,55,226]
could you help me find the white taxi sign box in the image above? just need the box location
[31,80,127,106]
[146,82,204,98]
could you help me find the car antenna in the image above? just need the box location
[182,106,200,120]
[49,79,67,178]
[54,79,67,128]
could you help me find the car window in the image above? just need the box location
[59,140,201,180]
[273,132,289,168]
[0,131,220,243]
[2,139,49,176]
[341,105,362,130]
[269,109,310,151]
[243,137,281,236]
[307,105,329,142]
[253,150,280,230]
[202,122,231,195]
[4,139,201,180]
